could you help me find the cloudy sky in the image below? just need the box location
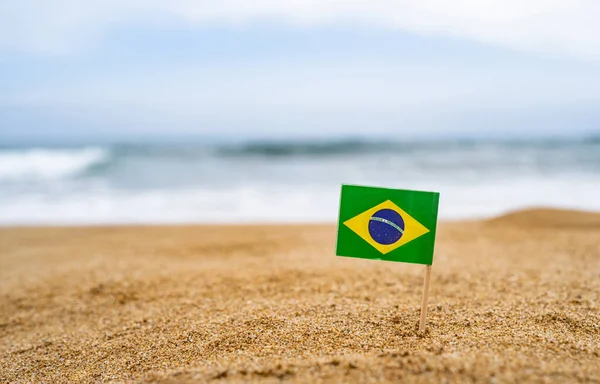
[1,1,599,142]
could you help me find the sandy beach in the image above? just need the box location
[1,208,599,383]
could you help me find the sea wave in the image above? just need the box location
[214,137,600,158]
[0,147,109,181]
[0,137,599,225]
[1,176,599,225]
[216,139,401,157]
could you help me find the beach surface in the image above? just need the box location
[1,208,599,383]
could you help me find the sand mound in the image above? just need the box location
[484,207,600,229]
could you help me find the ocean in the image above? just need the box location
[1,137,599,225]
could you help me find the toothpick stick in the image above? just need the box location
[419,264,432,332]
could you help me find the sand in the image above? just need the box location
[1,208,599,383]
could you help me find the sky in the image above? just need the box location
[1,1,600,142]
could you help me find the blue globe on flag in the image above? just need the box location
[368,208,405,245]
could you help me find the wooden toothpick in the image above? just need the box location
[419,264,432,332]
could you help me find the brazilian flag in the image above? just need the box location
[335,184,440,265]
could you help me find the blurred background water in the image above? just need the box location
[1,136,598,225]
[4,3,600,227]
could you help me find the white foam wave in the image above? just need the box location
[0,176,599,225]
[0,147,108,181]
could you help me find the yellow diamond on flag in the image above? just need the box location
[343,199,430,255]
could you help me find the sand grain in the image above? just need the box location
[1,209,599,383]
